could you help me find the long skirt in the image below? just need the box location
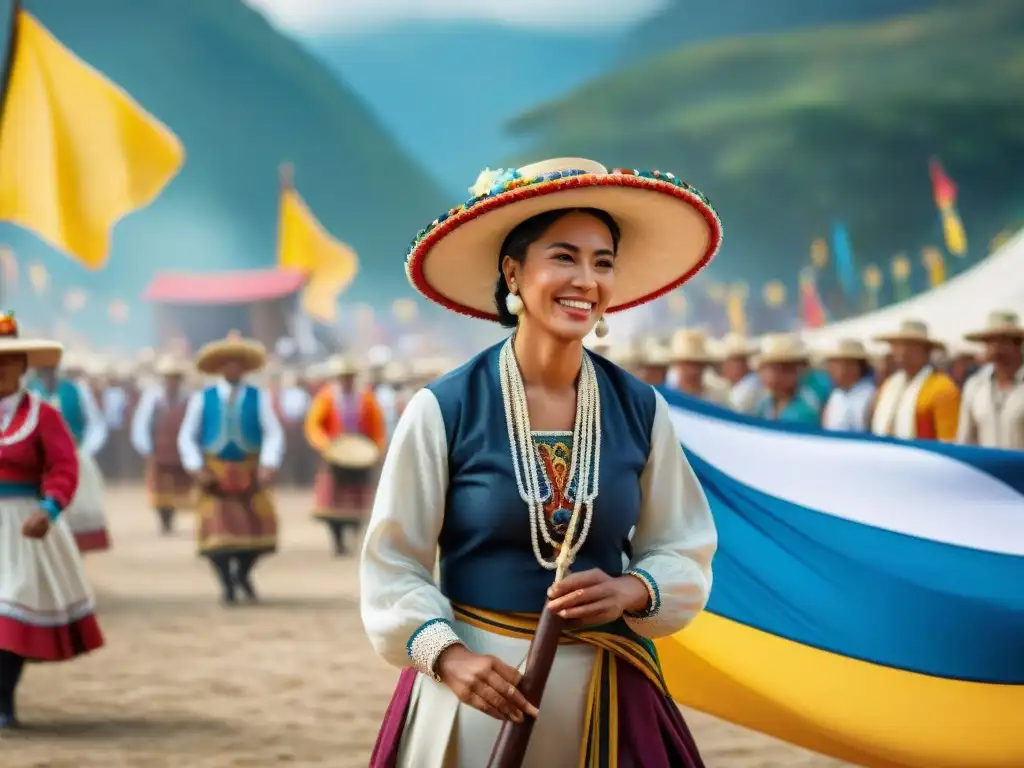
[195,456,277,557]
[0,497,104,660]
[371,606,704,768]
[146,459,195,511]
[63,450,110,553]
[311,464,374,523]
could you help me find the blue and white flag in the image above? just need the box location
[656,388,1024,768]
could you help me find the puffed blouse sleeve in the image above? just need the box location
[360,388,461,676]
[624,389,717,639]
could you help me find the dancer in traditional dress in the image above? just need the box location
[305,356,386,556]
[131,355,195,534]
[871,320,960,441]
[0,315,104,729]
[177,333,284,605]
[957,310,1024,449]
[27,351,110,553]
[820,340,876,432]
[751,335,821,425]
[666,329,730,405]
[364,159,719,767]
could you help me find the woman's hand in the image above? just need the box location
[435,644,539,723]
[546,568,650,626]
[21,510,51,539]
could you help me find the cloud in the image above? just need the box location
[242,0,668,36]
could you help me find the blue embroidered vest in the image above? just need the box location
[199,385,263,460]
[428,342,656,613]
[27,378,85,444]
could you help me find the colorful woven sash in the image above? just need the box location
[453,604,668,768]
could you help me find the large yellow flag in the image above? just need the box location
[0,9,184,269]
[276,181,358,324]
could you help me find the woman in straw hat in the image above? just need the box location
[751,334,821,425]
[820,339,876,432]
[304,355,386,556]
[666,329,730,405]
[0,313,104,729]
[364,159,718,767]
[130,355,195,535]
[177,332,285,605]
[870,319,960,441]
[26,346,111,554]
[956,310,1024,449]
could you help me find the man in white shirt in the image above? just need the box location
[718,333,763,415]
[957,310,1024,450]
[821,339,877,432]
[177,333,285,605]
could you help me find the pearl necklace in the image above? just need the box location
[498,337,601,577]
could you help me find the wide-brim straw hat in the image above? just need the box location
[668,329,719,364]
[195,332,267,375]
[0,313,62,368]
[324,355,358,377]
[717,332,759,359]
[874,319,944,349]
[819,338,871,361]
[964,310,1024,342]
[155,355,189,377]
[406,158,721,320]
[753,334,810,367]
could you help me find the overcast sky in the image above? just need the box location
[243,0,668,35]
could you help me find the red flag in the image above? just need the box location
[928,158,957,208]
[799,268,827,329]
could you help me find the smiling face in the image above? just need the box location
[501,210,617,343]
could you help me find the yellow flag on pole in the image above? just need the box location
[276,166,358,324]
[0,7,184,269]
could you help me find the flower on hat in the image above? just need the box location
[468,167,521,198]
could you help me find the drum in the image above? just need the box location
[323,434,381,486]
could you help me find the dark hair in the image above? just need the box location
[493,207,621,327]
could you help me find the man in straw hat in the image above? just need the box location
[716,332,763,415]
[870,319,960,441]
[820,339,876,432]
[634,336,670,385]
[131,355,195,535]
[177,332,284,605]
[956,310,1024,449]
[666,329,729,405]
[304,355,386,556]
[26,348,111,553]
[0,313,104,729]
[751,334,821,425]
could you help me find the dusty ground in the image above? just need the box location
[2,485,848,767]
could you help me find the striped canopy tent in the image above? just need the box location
[143,268,305,351]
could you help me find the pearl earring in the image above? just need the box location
[505,291,524,317]
[594,316,609,338]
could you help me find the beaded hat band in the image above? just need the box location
[0,312,63,368]
[405,157,722,320]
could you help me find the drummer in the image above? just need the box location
[304,355,386,556]
[177,332,284,604]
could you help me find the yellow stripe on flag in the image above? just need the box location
[276,186,358,324]
[0,10,184,269]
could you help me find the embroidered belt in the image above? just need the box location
[452,603,667,768]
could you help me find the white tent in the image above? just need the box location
[803,228,1024,348]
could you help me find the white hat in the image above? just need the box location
[964,310,1024,343]
[819,338,871,361]
[0,313,62,369]
[155,355,188,376]
[324,355,358,377]
[717,332,758,359]
[406,158,721,320]
[874,319,944,349]
[753,334,810,367]
[668,329,718,364]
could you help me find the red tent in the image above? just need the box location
[144,268,305,350]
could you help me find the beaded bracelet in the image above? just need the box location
[406,618,463,681]
[623,568,661,619]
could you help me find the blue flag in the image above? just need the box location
[831,221,858,298]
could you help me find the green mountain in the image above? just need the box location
[509,0,1024,285]
[2,0,448,342]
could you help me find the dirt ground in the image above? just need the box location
[2,485,848,767]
